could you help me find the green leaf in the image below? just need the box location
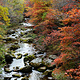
[42,12,47,20]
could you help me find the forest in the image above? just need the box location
[0,0,80,80]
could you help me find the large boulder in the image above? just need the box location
[5,54,13,64]
[30,58,43,68]
[43,58,56,69]
[20,65,32,73]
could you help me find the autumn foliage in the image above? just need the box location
[25,0,80,79]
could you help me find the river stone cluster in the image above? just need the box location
[3,24,58,80]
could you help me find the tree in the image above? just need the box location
[2,0,24,26]
[0,5,10,26]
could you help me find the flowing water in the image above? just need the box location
[0,19,53,80]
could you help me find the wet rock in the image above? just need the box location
[9,44,20,50]
[43,58,53,66]
[30,58,43,68]
[17,53,22,56]
[20,65,32,73]
[21,76,29,80]
[16,55,22,59]
[23,53,28,56]
[21,27,27,30]
[7,30,15,34]
[49,55,58,60]
[12,73,21,78]
[37,66,46,72]
[43,69,52,76]
[35,52,46,58]
[24,55,35,62]
[24,32,28,35]
[3,37,16,42]
[11,53,16,58]
[37,51,44,54]
[43,58,56,69]
[4,68,11,73]
[4,64,10,68]
[20,37,33,43]
[16,66,19,69]
[14,41,18,44]
[5,54,13,64]
[20,32,24,36]
[24,62,29,66]
[48,77,54,80]
[13,66,20,72]
[4,77,12,80]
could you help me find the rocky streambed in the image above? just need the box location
[0,19,58,80]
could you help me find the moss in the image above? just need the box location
[0,44,6,64]
[16,55,22,59]
[62,60,79,70]
[12,73,21,78]
[23,53,28,56]
[24,55,35,62]
[52,72,67,80]
[26,33,37,39]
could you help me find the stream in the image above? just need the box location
[0,18,55,80]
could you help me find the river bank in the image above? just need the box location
[0,19,60,80]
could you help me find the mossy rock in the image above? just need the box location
[7,30,15,34]
[4,68,11,73]
[12,73,21,78]
[21,77,29,80]
[49,55,58,60]
[21,27,27,30]
[4,77,11,80]
[9,44,20,50]
[16,55,22,59]
[20,65,32,73]
[30,58,43,68]
[20,37,33,43]
[17,53,22,56]
[25,33,37,39]
[11,53,16,58]
[43,69,52,76]
[37,66,46,72]
[43,58,56,69]
[24,55,35,62]
[23,53,28,56]
[3,37,16,43]
[5,54,13,64]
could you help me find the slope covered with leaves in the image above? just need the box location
[25,0,80,79]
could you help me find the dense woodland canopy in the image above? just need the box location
[0,0,80,80]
